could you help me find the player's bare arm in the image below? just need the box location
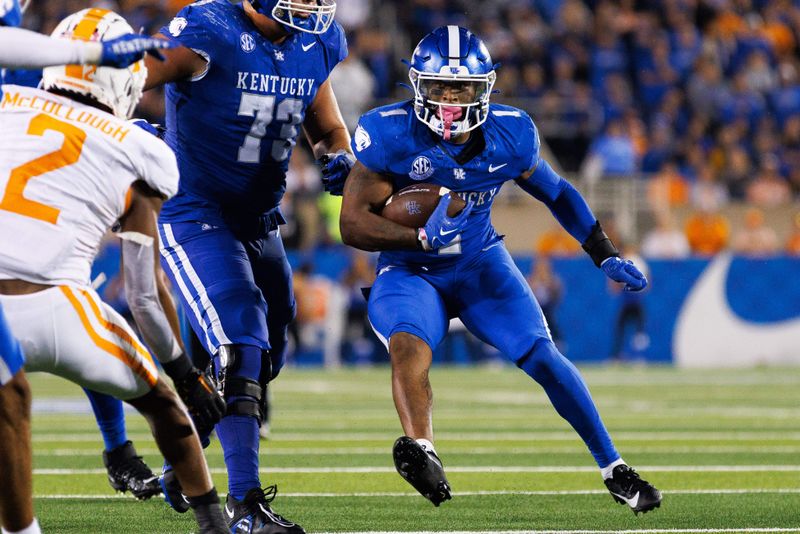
[303,79,351,157]
[340,162,419,251]
[143,34,207,90]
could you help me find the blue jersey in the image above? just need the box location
[0,0,22,99]
[353,100,540,266]
[159,0,347,225]
[0,0,21,28]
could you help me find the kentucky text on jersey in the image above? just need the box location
[158,0,347,221]
[455,187,499,206]
[2,89,131,142]
[235,72,315,96]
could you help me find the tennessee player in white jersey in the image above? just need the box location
[0,86,175,293]
[0,9,228,534]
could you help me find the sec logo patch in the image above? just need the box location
[240,32,256,53]
[409,156,434,180]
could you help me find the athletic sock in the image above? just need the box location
[84,388,127,451]
[415,438,437,456]
[2,518,42,534]
[601,458,626,480]
[217,414,261,500]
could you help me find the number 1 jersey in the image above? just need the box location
[158,0,347,225]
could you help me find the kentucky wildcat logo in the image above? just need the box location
[409,155,434,180]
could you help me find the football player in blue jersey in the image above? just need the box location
[142,1,352,532]
[0,3,177,533]
[340,26,662,515]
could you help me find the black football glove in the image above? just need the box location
[174,367,225,435]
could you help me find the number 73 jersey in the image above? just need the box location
[158,0,347,223]
[0,85,178,286]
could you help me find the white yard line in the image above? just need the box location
[32,445,800,457]
[33,488,800,498]
[29,431,800,442]
[31,465,800,475]
[30,402,800,419]
[310,530,800,534]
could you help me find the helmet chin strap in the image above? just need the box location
[436,105,463,141]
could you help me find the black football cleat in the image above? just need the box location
[103,441,161,500]
[604,464,662,515]
[392,436,452,506]
[225,486,305,534]
[159,467,191,513]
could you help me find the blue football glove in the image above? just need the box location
[319,150,356,195]
[100,34,176,68]
[418,194,475,251]
[601,257,648,292]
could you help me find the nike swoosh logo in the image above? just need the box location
[439,228,459,236]
[225,504,235,519]
[674,253,800,366]
[611,490,640,508]
[301,41,317,52]
[488,163,508,173]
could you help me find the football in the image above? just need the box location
[381,184,467,228]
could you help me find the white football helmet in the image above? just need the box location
[42,9,146,119]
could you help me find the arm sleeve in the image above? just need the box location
[515,158,597,243]
[119,232,183,364]
[0,28,101,69]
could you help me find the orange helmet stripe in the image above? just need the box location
[71,8,111,41]
[65,9,111,80]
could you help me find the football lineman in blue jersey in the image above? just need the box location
[142,1,352,532]
[341,26,662,515]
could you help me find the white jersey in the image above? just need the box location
[0,85,178,285]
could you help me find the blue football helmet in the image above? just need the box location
[1,0,28,27]
[409,25,496,140]
[250,0,336,35]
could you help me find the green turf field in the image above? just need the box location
[27,365,800,533]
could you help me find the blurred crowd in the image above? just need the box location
[18,0,800,363]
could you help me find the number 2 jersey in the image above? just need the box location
[352,100,541,266]
[0,85,178,286]
[158,0,347,226]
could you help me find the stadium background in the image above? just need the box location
[12,0,800,367]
